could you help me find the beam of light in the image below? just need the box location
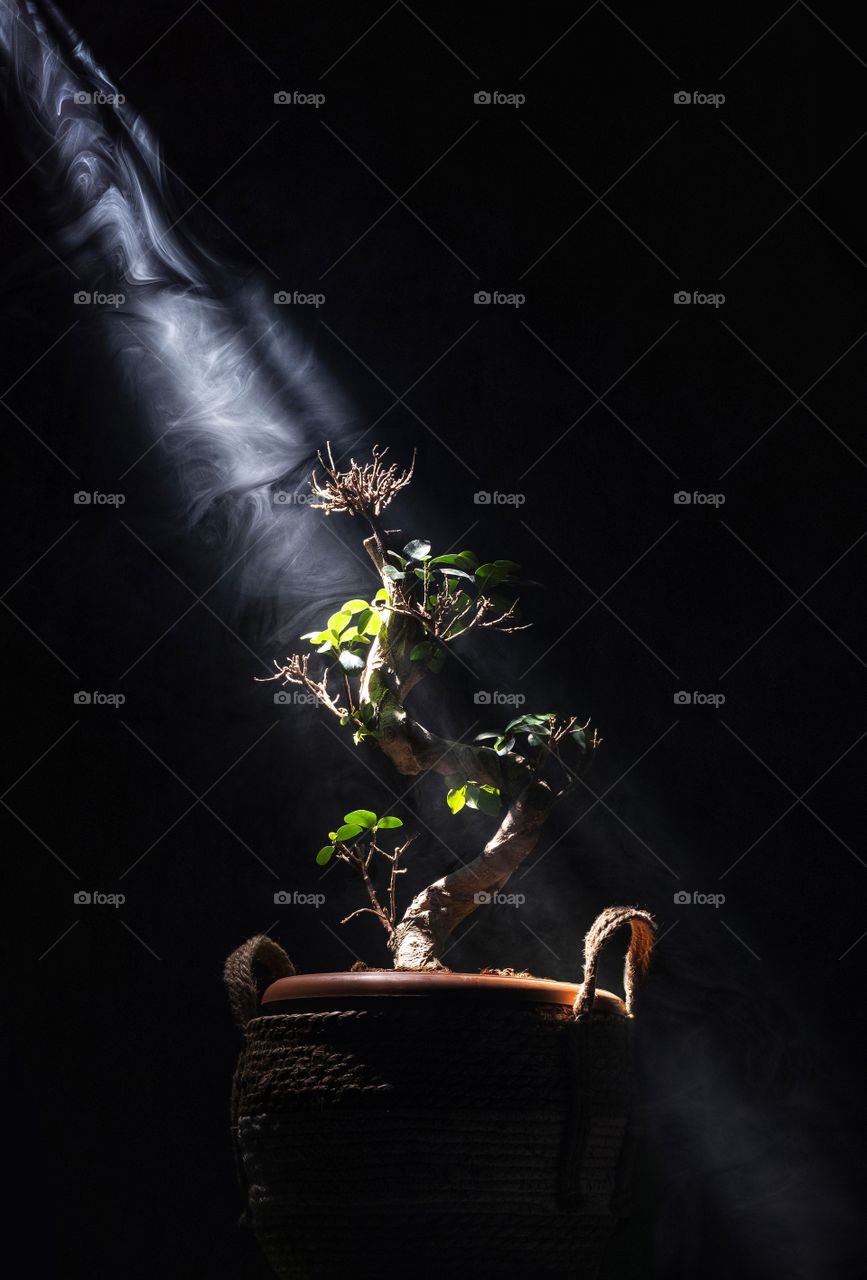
[0,0,358,639]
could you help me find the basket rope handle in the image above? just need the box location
[573,906,656,1019]
[224,934,296,1030]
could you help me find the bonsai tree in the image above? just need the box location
[266,446,599,970]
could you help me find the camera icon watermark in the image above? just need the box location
[674,290,725,308]
[473,690,525,707]
[474,890,526,906]
[274,889,326,906]
[73,690,126,707]
[673,890,725,907]
[474,90,525,107]
[73,889,126,907]
[473,490,525,506]
[673,90,725,108]
[274,90,325,108]
[673,690,725,708]
[473,290,525,307]
[673,490,725,507]
[273,290,325,308]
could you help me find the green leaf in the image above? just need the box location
[572,728,588,751]
[429,553,475,572]
[458,549,479,567]
[374,587,389,602]
[383,564,405,582]
[341,599,369,614]
[363,610,381,636]
[334,823,363,841]
[338,650,365,673]
[494,735,515,755]
[404,539,431,560]
[428,647,446,673]
[376,816,403,829]
[344,809,377,829]
[315,844,335,866]
[474,731,499,741]
[475,788,502,816]
[386,550,408,569]
[316,640,334,654]
[437,566,475,581]
[527,734,542,748]
[410,640,433,661]
[339,630,370,648]
[504,716,529,733]
[446,785,467,814]
[327,611,352,635]
[463,783,502,815]
[493,560,521,571]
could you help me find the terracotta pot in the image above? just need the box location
[224,906,654,1280]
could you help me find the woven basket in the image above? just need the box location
[224,906,654,1280]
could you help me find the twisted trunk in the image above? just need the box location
[389,787,551,968]
[358,535,553,970]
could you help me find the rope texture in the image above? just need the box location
[574,905,656,1018]
[231,1001,633,1277]
[224,934,296,1031]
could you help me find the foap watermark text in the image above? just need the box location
[74,890,126,907]
[674,490,725,507]
[474,290,525,307]
[74,691,126,707]
[274,90,325,108]
[673,691,725,707]
[74,290,125,308]
[474,90,525,108]
[74,490,125,507]
[274,890,326,906]
[474,691,525,707]
[474,490,525,506]
[674,290,725,308]
[274,290,325,307]
[674,91,725,108]
[673,890,726,907]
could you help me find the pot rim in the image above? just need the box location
[261,969,627,1015]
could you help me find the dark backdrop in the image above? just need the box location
[2,2,865,1277]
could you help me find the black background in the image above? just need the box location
[2,2,865,1276]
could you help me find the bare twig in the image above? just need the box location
[337,834,417,942]
[256,654,349,719]
[311,443,416,519]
